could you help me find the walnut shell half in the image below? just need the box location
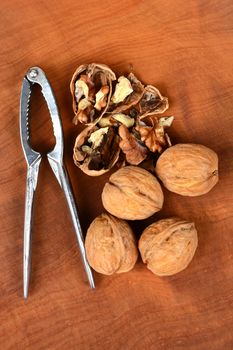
[102,166,164,220]
[73,125,120,176]
[138,85,169,119]
[85,213,138,275]
[70,63,116,125]
[139,217,198,276]
[156,143,219,196]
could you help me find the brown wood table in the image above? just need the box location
[0,1,233,349]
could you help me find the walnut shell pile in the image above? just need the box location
[85,213,138,275]
[71,63,171,176]
[70,63,116,125]
[139,218,198,276]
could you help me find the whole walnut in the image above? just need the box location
[102,166,164,220]
[139,217,198,276]
[156,144,218,196]
[85,213,138,275]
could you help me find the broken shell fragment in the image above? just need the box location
[73,125,120,176]
[139,85,169,119]
[109,75,169,123]
[70,63,116,125]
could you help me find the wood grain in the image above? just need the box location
[0,0,233,349]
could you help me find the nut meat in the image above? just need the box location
[139,217,198,276]
[102,166,164,220]
[85,213,138,275]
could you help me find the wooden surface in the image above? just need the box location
[0,1,233,349]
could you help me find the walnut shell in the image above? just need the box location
[85,213,138,275]
[156,144,218,196]
[70,63,116,125]
[138,85,169,119]
[139,217,198,276]
[102,166,164,220]
[73,125,120,176]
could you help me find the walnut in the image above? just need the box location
[139,217,198,276]
[118,124,148,165]
[156,144,219,196]
[85,213,138,275]
[73,125,120,176]
[70,63,116,125]
[102,166,164,220]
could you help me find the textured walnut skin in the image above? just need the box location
[102,166,164,220]
[156,143,218,196]
[139,217,198,276]
[85,213,138,275]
